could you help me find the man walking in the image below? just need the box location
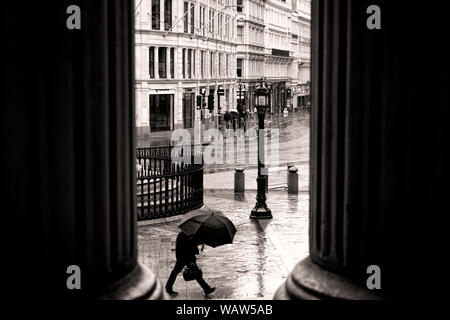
[165,231,216,296]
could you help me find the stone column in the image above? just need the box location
[2,0,166,299]
[192,49,196,79]
[175,48,181,79]
[154,46,159,79]
[275,0,449,300]
[184,49,188,79]
[166,47,171,79]
[160,0,165,31]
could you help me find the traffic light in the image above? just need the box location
[196,95,202,110]
[208,95,214,111]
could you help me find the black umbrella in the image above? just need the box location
[178,208,237,248]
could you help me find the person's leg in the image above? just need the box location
[165,260,185,293]
[196,275,215,294]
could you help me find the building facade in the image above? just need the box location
[135,0,311,146]
[135,0,239,146]
[295,0,311,109]
[235,0,266,114]
[236,0,311,115]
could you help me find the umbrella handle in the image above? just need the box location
[201,244,204,252]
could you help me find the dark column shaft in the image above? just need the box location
[275,0,449,299]
[2,0,164,299]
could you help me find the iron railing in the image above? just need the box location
[136,145,204,221]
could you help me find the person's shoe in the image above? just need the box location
[165,287,178,295]
[204,286,216,295]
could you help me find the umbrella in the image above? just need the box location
[178,208,237,248]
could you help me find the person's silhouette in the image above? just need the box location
[165,232,215,296]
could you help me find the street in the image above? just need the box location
[204,110,310,174]
[137,110,310,299]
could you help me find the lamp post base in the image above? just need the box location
[250,202,273,219]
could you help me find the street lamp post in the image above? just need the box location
[237,80,244,129]
[217,86,224,125]
[250,79,273,219]
[266,82,272,116]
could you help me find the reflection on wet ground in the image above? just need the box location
[138,190,309,300]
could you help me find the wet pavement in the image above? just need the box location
[204,111,310,173]
[137,110,310,300]
[138,189,309,300]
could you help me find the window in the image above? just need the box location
[208,10,212,36]
[170,48,174,78]
[164,0,171,31]
[152,0,160,30]
[208,10,214,37]
[201,50,204,77]
[237,58,243,77]
[158,47,166,78]
[202,7,206,36]
[190,3,195,34]
[218,54,221,77]
[183,93,195,129]
[149,47,155,78]
[226,54,229,77]
[150,94,173,132]
[224,16,228,39]
[237,26,243,43]
[199,6,203,35]
[211,10,215,38]
[184,2,189,33]
[182,48,186,78]
[237,0,243,12]
[188,49,192,78]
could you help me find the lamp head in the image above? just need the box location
[254,79,269,112]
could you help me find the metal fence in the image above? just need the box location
[136,145,204,221]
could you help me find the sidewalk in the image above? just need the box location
[137,187,309,300]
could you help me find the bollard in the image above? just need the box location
[287,164,293,185]
[235,168,245,193]
[288,166,298,194]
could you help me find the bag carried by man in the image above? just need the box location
[182,262,203,281]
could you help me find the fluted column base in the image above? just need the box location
[274,257,384,300]
[96,263,168,300]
